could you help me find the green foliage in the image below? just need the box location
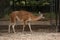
[44,12,56,20]
[9,0,51,6]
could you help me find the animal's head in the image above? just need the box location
[38,11,45,19]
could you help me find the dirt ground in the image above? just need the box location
[0,21,59,40]
[0,32,60,40]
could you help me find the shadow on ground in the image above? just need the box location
[0,25,56,33]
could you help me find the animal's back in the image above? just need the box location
[16,10,35,21]
[10,10,38,22]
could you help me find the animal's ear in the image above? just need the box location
[38,11,44,16]
[38,11,41,14]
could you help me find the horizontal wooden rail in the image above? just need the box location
[0,21,51,25]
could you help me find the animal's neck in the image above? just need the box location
[34,15,42,21]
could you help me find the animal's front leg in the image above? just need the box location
[27,22,32,32]
[22,24,25,32]
[12,23,16,33]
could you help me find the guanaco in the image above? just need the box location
[8,10,45,33]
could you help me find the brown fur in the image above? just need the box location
[10,10,39,23]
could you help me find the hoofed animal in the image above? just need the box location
[8,10,45,33]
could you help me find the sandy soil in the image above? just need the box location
[0,32,60,40]
[0,21,59,40]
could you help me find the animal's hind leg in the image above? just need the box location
[8,23,12,33]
